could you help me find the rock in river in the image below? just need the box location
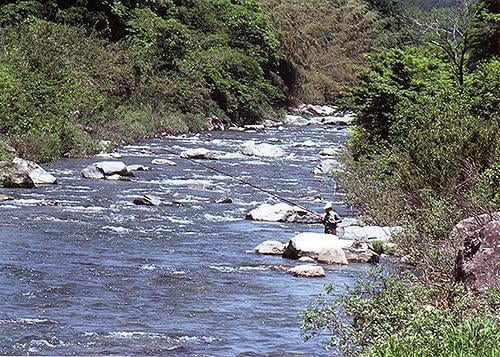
[246,203,321,224]
[253,240,286,255]
[283,232,351,260]
[288,264,325,278]
[0,194,14,202]
[241,141,285,158]
[180,148,218,160]
[317,247,348,265]
[151,159,177,166]
[133,194,162,206]
[312,159,343,175]
[338,225,402,242]
[0,157,57,188]
[81,161,133,179]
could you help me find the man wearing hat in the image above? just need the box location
[323,202,342,235]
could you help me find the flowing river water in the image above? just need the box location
[0,122,372,356]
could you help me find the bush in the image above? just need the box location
[301,271,499,356]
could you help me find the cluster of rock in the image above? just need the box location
[284,114,352,127]
[253,231,384,278]
[0,157,57,188]
[246,203,322,224]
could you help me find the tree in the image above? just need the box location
[409,1,478,86]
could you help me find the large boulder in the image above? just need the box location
[288,264,325,278]
[338,225,403,242]
[253,240,286,255]
[180,148,218,160]
[242,141,285,158]
[454,213,500,293]
[246,203,321,224]
[81,161,133,179]
[283,232,349,260]
[0,158,57,188]
[312,159,343,175]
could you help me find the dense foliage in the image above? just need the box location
[302,272,500,356]
[261,0,384,103]
[0,0,285,161]
[303,0,500,355]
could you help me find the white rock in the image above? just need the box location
[293,140,317,148]
[299,257,315,262]
[246,203,321,223]
[127,164,151,171]
[312,159,343,175]
[81,165,105,179]
[284,115,310,126]
[253,240,286,255]
[151,159,177,166]
[338,226,403,242]
[319,148,340,156]
[11,158,57,185]
[320,115,352,125]
[283,232,343,260]
[288,264,325,278]
[244,124,265,131]
[318,247,348,265]
[95,152,122,159]
[180,148,218,160]
[0,194,14,202]
[241,141,285,158]
[94,161,131,176]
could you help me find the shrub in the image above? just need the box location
[301,271,499,356]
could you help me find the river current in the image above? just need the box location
[0,123,371,356]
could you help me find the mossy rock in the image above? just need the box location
[371,240,397,255]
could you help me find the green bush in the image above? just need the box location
[301,271,499,356]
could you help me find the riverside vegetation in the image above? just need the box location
[301,0,499,355]
[0,0,383,162]
[1,0,499,356]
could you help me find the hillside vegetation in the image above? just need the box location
[0,0,286,161]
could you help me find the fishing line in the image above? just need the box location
[162,147,324,219]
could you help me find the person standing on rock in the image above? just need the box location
[323,202,342,235]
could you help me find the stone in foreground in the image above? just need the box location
[0,157,57,188]
[253,240,286,255]
[288,264,325,278]
[246,203,321,224]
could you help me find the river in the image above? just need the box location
[0,122,371,356]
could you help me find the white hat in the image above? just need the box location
[324,202,334,210]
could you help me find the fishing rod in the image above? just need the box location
[162,147,324,219]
